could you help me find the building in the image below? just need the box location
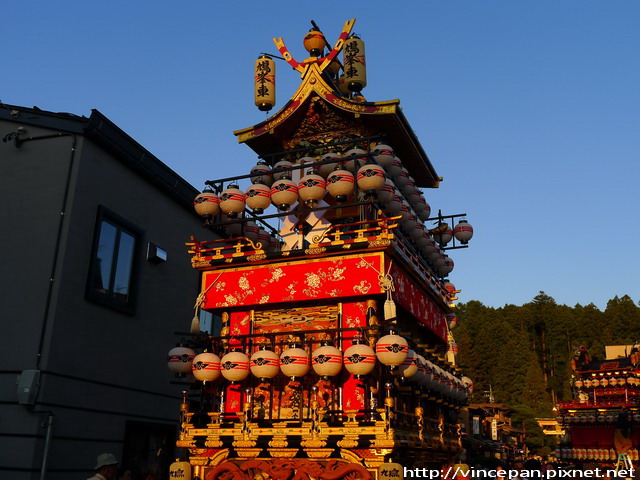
[461,403,526,462]
[170,19,474,479]
[0,104,206,478]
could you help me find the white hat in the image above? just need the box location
[95,453,118,469]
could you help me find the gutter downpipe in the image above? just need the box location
[40,413,54,480]
[8,131,77,479]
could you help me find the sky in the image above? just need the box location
[2,1,638,310]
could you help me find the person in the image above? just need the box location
[87,453,119,480]
[117,466,132,480]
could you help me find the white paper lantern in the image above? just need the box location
[312,344,343,377]
[344,341,376,376]
[280,346,310,378]
[250,348,280,379]
[194,190,220,217]
[220,351,250,382]
[168,346,196,374]
[376,334,408,366]
[192,353,221,382]
[398,349,418,378]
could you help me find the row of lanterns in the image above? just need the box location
[195,149,389,218]
[556,448,639,461]
[168,334,472,401]
[575,377,640,388]
[193,143,473,279]
[558,413,640,424]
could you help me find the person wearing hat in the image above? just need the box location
[87,453,119,480]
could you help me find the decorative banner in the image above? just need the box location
[341,301,369,412]
[389,264,448,343]
[201,253,384,310]
[225,311,252,413]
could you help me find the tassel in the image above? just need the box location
[190,314,200,334]
[384,299,396,321]
[384,286,396,321]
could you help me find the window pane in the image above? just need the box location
[113,231,135,301]
[94,221,117,293]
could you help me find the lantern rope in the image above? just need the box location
[190,273,223,333]
[358,258,397,321]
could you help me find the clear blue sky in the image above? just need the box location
[3,1,638,310]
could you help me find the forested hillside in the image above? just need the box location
[454,293,640,453]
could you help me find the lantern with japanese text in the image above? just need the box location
[343,35,366,92]
[169,461,192,480]
[254,55,276,112]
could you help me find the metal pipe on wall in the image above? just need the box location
[40,413,54,480]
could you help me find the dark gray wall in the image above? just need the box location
[0,115,212,479]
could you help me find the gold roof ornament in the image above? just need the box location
[236,18,440,188]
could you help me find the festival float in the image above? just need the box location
[555,345,640,471]
[169,19,475,480]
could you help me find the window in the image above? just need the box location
[86,207,142,314]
